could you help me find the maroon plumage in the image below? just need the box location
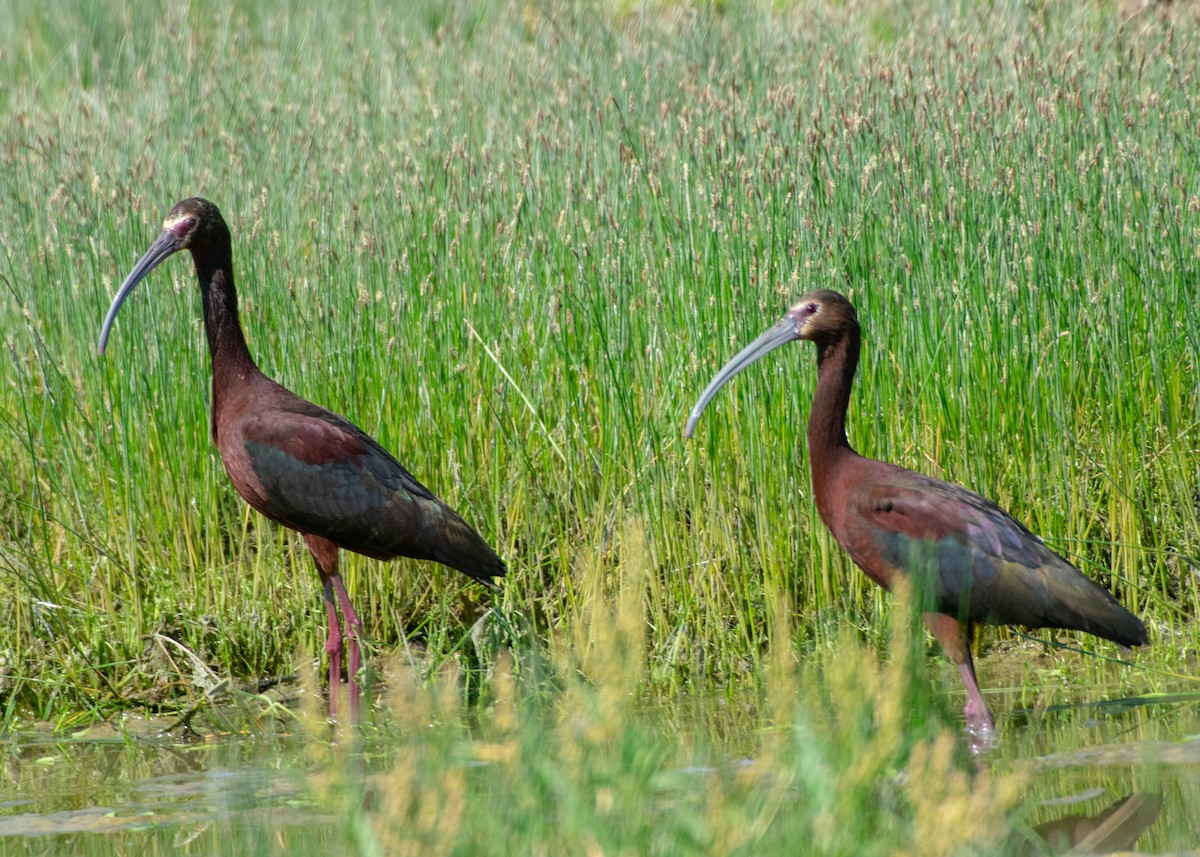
[99,198,504,720]
[686,289,1147,750]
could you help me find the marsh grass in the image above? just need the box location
[1,0,1197,735]
[0,576,1047,855]
[307,536,1027,857]
[3,524,1195,853]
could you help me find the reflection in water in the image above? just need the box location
[988,684,1198,854]
[0,681,1196,854]
[1016,793,1163,856]
[0,725,322,841]
[1031,738,1200,770]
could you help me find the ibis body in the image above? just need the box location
[99,198,504,720]
[685,289,1147,748]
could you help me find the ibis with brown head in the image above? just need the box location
[99,198,505,721]
[685,289,1147,750]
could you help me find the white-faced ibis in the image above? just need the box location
[685,289,1147,748]
[98,198,505,721]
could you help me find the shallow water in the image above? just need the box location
[0,722,329,852]
[956,644,1200,854]
[2,666,1198,856]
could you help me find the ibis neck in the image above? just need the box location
[194,247,260,442]
[807,326,860,489]
[194,248,256,374]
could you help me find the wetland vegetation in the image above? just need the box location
[2,0,1199,852]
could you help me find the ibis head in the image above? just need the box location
[684,289,856,438]
[98,198,227,355]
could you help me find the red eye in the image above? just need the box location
[168,216,197,238]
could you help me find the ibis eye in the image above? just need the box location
[167,216,198,239]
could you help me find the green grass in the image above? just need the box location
[0,565,1049,855]
[1,0,1198,821]
[3,567,1196,854]
[1,0,1196,712]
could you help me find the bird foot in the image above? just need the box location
[963,707,998,755]
[958,665,998,755]
[324,630,346,721]
[965,721,999,755]
[322,624,365,723]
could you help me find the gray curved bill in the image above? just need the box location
[97,230,179,355]
[683,315,800,438]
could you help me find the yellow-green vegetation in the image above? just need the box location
[5,539,1043,855]
[315,547,1024,857]
[1,0,1199,850]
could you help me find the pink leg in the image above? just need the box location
[923,613,998,754]
[305,534,362,723]
[957,656,997,753]
[320,574,344,720]
[329,573,363,723]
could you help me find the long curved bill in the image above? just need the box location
[684,314,801,438]
[97,229,180,355]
